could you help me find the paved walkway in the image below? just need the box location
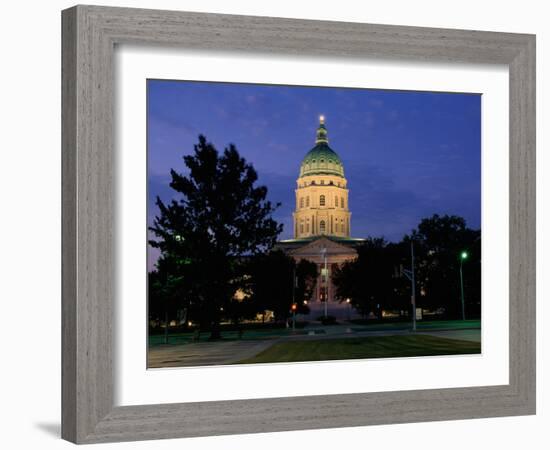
[420,328,481,343]
[148,322,481,368]
[148,339,275,368]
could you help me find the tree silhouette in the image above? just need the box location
[408,214,481,318]
[245,251,317,322]
[148,256,186,343]
[332,215,481,320]
[149,135,282,339]
[332,238,407,318]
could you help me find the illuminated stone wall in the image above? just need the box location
[293,173,351,238]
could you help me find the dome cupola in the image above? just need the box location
[299,115,345,178]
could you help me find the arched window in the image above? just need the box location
[299,197,304,208]
[335,196,339,207]
[306,196,310,207]
[341,197,345,208]
[306,222,310,233]
[300,223,304,234]
[320,195,325,206]
[320,220,326,234]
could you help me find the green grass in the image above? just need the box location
[349,319,480,332]
[148,327,304,346]
[149,319,481,347]
[236,334,481,364]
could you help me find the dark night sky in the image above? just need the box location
[147,79,481,270]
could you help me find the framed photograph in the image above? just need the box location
[62,5,536,444]
[146,79,483,370]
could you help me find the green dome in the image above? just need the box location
[299,118,345,178]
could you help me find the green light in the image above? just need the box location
[461,251,468,260]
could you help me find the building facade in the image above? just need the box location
[293,115,351,239]
[277,116,364,316]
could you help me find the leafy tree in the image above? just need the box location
[148,256,186,343]
[223,268,258,330]
[246,250,294,322]
[149,135,282,339]
[225,296,258,334]
[246,251,317,321]
[332,238,408,318]
[331,214,482,320]
[407,214,481,318]
[295,259,318,308]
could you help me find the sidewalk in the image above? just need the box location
[148,320,481,368]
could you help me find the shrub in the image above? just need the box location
[317,315,337,325]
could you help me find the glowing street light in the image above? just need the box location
[459,251,469,320]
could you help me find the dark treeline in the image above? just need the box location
[149,136,481,341]
[333,214,481,320]
[148,249,318,341]
[149,136,314,340]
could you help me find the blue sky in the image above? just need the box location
[147,79,481,269]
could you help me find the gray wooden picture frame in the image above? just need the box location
[61,4,536,444]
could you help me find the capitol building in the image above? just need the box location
[293,115,351,239]
[277,116,364,315]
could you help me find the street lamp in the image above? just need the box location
[291,303,297,332]
[320,247,328,318]
[401,241,417,331]
[410,241,416,331]
[459,251,468,321]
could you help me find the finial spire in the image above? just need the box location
[315,115,329,144]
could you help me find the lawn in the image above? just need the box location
[148,327,303,346]
[236,334,481,364]
[348,319,481,332]
[149,319,481,347]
